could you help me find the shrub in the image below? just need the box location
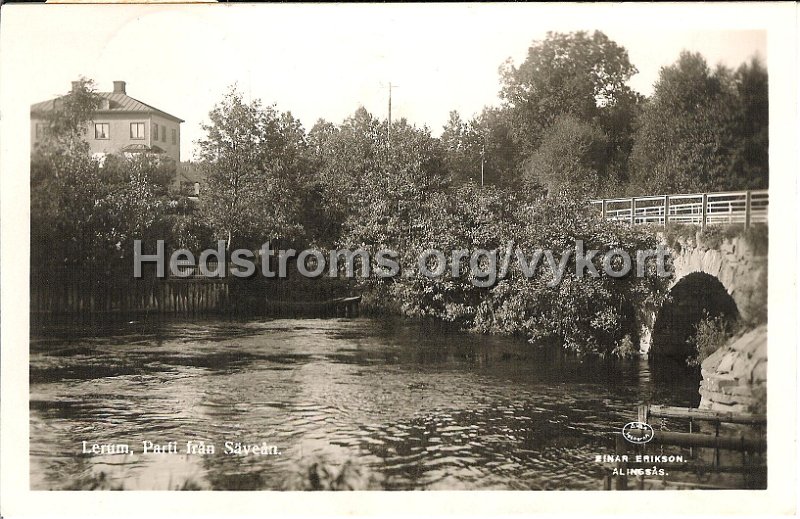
[612,334,638,359]
[686,312,738,367]
[697,224,744,249]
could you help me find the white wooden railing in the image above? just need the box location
[590,190,768,227]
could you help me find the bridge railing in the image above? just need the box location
[590,190,768,228]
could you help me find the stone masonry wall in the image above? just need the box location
[639,230,767,355]
[699,325,767,414]
[669,232,768,324]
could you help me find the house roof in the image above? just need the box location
[121,143,166,154]
[31,91,184,123]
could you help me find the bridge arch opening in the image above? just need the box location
[651,272,739,360]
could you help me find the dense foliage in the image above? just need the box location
[628,53,768,194]
[31,31,767,356]
[196,91,315,251]
[440,33,767,195]
[352,186,668,356]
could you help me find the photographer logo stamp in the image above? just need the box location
[622,421,655,444]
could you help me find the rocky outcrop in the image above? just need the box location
[699,325,767,414]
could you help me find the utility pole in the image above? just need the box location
[480,143,485,187]
[387,82,398,150]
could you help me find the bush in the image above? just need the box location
[349,190,669,357]
[697,224,745,249]
[686,312,738,367]
[612,334,638,359]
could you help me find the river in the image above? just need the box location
[30,317,704,490]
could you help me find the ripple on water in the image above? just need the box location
[29,317,710,490]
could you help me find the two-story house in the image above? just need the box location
[31,80,184,164]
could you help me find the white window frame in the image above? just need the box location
[94,123,110,140]
[130,122,145,140]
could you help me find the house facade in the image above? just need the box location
[31,80,184,164]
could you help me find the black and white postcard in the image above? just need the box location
[0,2,797,517]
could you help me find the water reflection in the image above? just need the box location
[31,317,704,490]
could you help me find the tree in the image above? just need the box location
[499,30,640,162]
[440,108,522,188]
[440,111,478,185]
[523,115,610,198]
[197,87,311,250]
[308,107,452,269]
[729,57,768,190]
[628,52,767,194]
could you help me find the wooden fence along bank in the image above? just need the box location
[30,266,360,323]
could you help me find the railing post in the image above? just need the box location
[630,197,636,226]
[701,193,708,229]
[663,195,670,228]
[601,199,607,220]
[638,404,650,424]
[745,190,752,228]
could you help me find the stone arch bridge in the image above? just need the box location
[592,190,768,359]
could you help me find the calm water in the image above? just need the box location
[30,317,705,490]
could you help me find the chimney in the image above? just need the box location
[113,81,126,94]
[71,81,81,93]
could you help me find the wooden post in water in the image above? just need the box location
[614,434,628,490]
[638,404,650,424]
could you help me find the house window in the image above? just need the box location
[171,128,177,145]
[153,124,159,141]
[161,125,166,143]
[130,122,145,140]
[94,123,110,140]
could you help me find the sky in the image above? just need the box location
[5,3,767,161]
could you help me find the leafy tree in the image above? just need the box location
[308,107,387,246]
[499,30,640,162]
[729,57,768,190]
[312,107,448,256]
[629,52,767,194]
[197,87,311,250]
[440,111,478,184]
[473,108,523,187]
[522,115,610,198]
[440,108,522,188]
